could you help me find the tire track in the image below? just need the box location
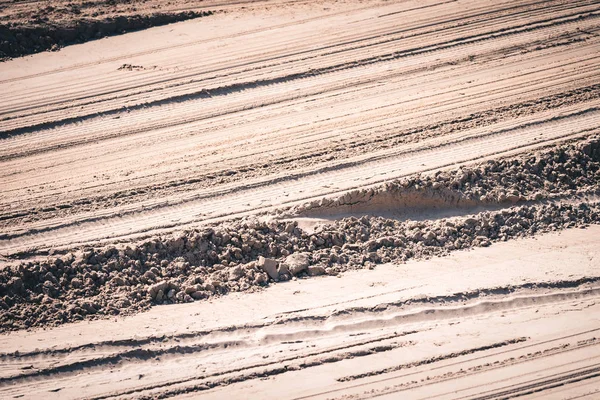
[2,104,598,254]
[3,2,598,134]
[2,279,598,399]
[1,0,599,263]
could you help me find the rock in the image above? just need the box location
[8,277,24,293]
[253,272,268,285]
[464,218,478,226]
[44,272,58,284]
[229,265,244,281]
[80,301,97,314]
[70,277,83,288]
[365,240,378,251]
[143,271,156,281]
[112,276,126,286]
[331,234,344,247]
[307,265,326,276]
[424,231,436,241]
[278,272,291,281]
[148,281,169,299]
[278,263,289,276]
[257,256,279,280]
[42,281,58,297]
[203,282,215,293]
[184,284,201,294]
[281,252,310,276]
[190,291,206,300]
[367,252,380,262]
[475,236,491,247]
[285,222,296,233]
[222,233,231,244]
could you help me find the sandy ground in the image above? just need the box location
[1,227,599,399]
[2,0,599,256]
[1,0,329,59]
[1,0,600,398]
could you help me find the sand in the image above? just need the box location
[1,0,599,398]
[1,227,599,399]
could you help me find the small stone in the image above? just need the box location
[9,277,24,292]
[285,222,296,233]
[184,284,201,294]
[307,265,326,276]
[191,291,205,300]
[143,271,156,281]
[281,252,310,276]
[148,281,169,298]
[112,276,126,286]
[254,272,268,285]
[424,231,436,241]
[229,265,244,281]
[70,277,83,288]
[257,256,279,280]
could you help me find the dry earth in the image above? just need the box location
[1,0,600,398]
[1,230,600,399]
[0,0,217,60]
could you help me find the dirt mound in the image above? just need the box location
[291,137,600,218]
[1,137,599,331]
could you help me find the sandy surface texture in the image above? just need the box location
[0,0,218,60]
[1,0,599,255]
[1,0,600,398]
[0,0,368,59]
[1,228,599,399]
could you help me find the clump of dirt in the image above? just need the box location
[0,9,213,60]
[1,137,599,331]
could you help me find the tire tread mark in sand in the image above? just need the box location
[1,81,596,214]
[1,57,594,203]
[121,338,529,400]
[1,107,596,245]
[337,338,532,383]
[6,8,598,126]
[4,45,597,163]
[0,340,238,385]
[0,332,418,393]
[463,365,600,400]
[3,33,598,161]
[326,341,600,400]
[0,0,584,115]
[3,126,596,255]
[303,330,600,400]
[0,0,571,86]
[4,279,600,389]
[3,9,598,139]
